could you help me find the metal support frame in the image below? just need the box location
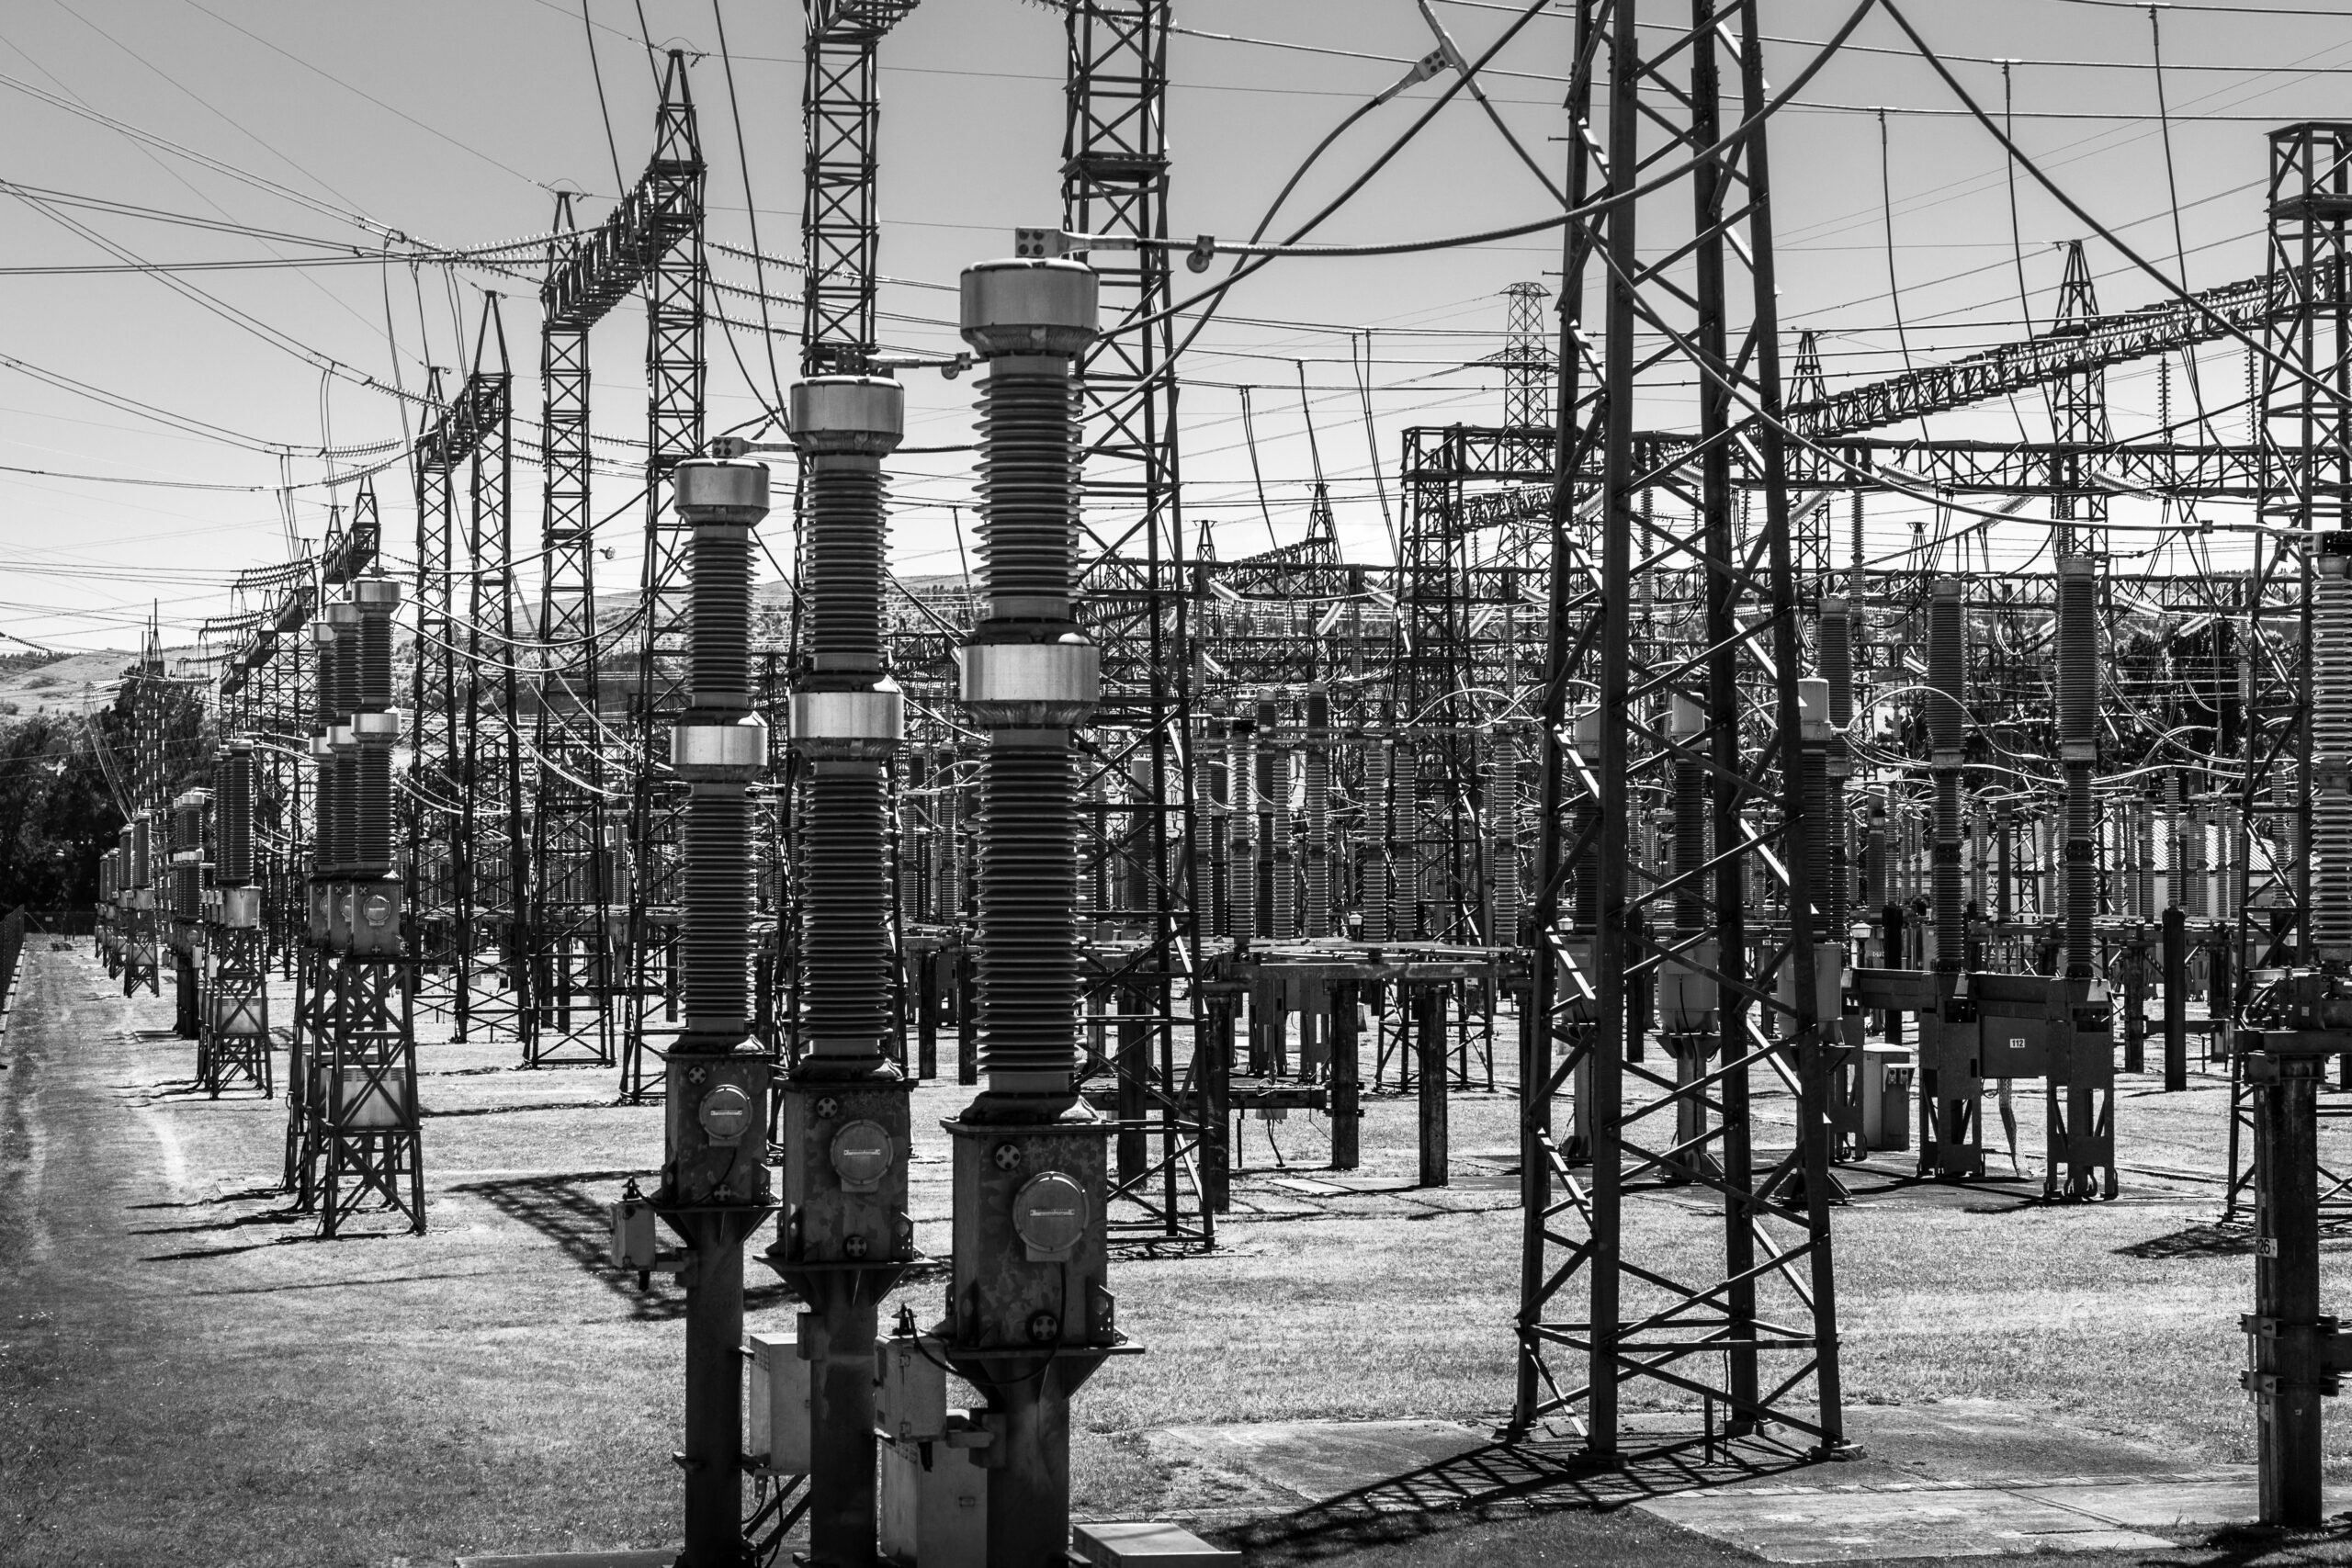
[621,51,711,1103]
[1514,0,1844,1454]
[1061,0,1210,1251]
[458,302,526,1046]
[528,191,617,1067]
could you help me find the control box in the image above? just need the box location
[879,1419,986,1567]
[745,1327,809,1475]
[876,1330,949,1444]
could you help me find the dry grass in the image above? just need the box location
[1,946,2343,1567]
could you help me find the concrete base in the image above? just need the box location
[454,1551,675,1568]
[1073,1520,1243,1564]
[1638,1477,2260,1562]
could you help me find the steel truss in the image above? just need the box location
[1515,0,1844,1453]
[460,304,527,1046]
[1062,0,1210,1250]
[1789,251,2352,441]
[315,955,426,1236]
[621,51,710,1101]
[528,192,616,1067]
[801,1,919,373]
[533,71,709,1080]
[408,322,518,1044]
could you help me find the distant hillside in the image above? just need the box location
[0,648,143,719]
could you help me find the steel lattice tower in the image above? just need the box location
[2254,124,2352,965]
[2049,240,2112,559]
[801,2,919,375]
[1501,280,1554,431]
[1060,0,1208,1247]
[622,51,711,1099]
[529,189,616,1066]
[458,301,524,1044]
[410,366,462,1015]
[1515,0,1843,1453]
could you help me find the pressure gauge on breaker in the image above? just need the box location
[829,1120,895,1193]
[698,1082,753,1145]
[1011,1170,1089,1262]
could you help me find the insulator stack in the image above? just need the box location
[1928,577,1966,973]
[1865,799,1888,912]
[2219,806,2240,921]
[2312,552,2352,961]
[899,753,925,920]
[1819,597,1855,941]
[1261,701,1293,941]
[349,580,402,880]
[956,259,1099,1111]
[2056,557,2099,977]
[668,461,772,1038]
[1571,709,1601,931]
[308,619,341,876]
[214,744,253,888]
[1362,739,1390,942]
[1121,753,1152,920]
[1799,679,1836,924]
[1229,719,1258,942]
[1819,594,1855,730]
[1304,690,1331,939]
[1670,695,1707,936]
[938,763,964,920]
[1487,725,1519,945]
[786,376,905,1066]
[2187,799,2211,919]
[327,601,362,876]
[1195,716,1224,936]
[1394,744,1421,936]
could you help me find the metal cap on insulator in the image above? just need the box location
[958,259,1099,360]
[351,576,402,611]
[1570,706,1601,753]
[1798,676,1832,738]
[673,457,771,526]
[1668,694,1703,739]
[788,376,905,457]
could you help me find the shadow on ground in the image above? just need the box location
[1212,1436,1816,1564]
[450,1168,799,1321]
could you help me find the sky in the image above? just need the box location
[3,0,2349,659]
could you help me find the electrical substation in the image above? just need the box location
[17,1,2352,1565]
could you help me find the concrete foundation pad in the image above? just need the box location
[1637,1479,2260,1562]
[1074,1520,1245,1563]
[454,1551,674,1568]
[1147,1419,1488,1502]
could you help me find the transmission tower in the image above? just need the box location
[621,51,711,1099]
[2049,240,2112,559]
[1515,0,1844,1455]
[1059,0,1208,1247]
[1501,280,1554,430]
[529,188,616,1067]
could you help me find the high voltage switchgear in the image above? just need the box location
[285,576,424,1238]
[639,456,779,1567]
[765,374,916,1565]
[938,256,1136,1563]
